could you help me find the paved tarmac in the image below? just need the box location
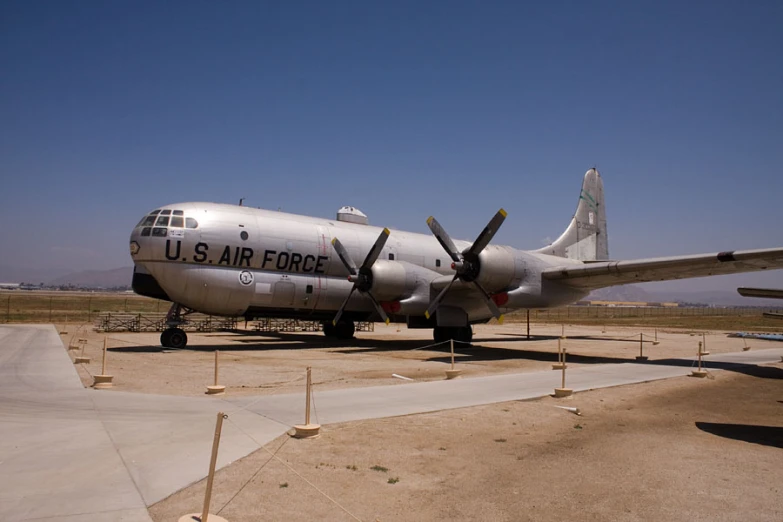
[1,325,781,522]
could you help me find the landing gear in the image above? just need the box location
[161,303,189,349]
[433,326,472,345]
[161,327,187,349]
[323,320,355,340]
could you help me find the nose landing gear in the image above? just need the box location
[161,303,190,349]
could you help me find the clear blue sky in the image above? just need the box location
[1,1,781,290]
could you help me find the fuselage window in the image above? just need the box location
[240,231,249,240]
[436,259,441,267]
[170,216,184,228]
[306,284,313,294]
[186,217,198,229]
[173,210,184,216]
[160,209,172,216]
[141,227,151,237]
[389,253,395,260]
[155,216,170,226]
[152,227,167,237]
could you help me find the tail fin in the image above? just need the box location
[535,168,609,261]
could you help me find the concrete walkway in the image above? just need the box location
[1,325,781,521]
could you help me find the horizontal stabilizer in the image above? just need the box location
[543,248,783,290]
[737,287,783,299]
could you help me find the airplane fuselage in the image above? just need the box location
[129,202,588,325]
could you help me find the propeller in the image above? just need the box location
[331,228,392,326]
[425,209,507,321]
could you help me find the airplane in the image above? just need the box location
[737,287,783,318]
[129,169,783,349]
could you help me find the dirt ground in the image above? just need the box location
[60,322,764,397]
[55,322,782,521]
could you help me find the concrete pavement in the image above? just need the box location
[1,325,781,521]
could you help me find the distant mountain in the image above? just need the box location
[0,265,71,285]
[47,267,133,288]
[588,284,782,308]
[586,285,652,302]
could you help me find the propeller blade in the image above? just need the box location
[468,209,507,257]
[331,237,358,275]
[471,281,503,319]
[426,216,461,263]
[332,285,357,326]
[424,274,459,319]
[365,292,390,325]
[361,228,391,269]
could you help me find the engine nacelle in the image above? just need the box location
[474,245,518,292]
[368,260,422,301]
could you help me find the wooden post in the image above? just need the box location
[292,366,320,437]
[201,412,226,522]
[49,296,53,322]
[305,366,312,426]
[526,309,530,339]
[561,351,567,389]
[692,341,707,377]
[700,333,709,355]
[654,328,658,342]
[101,336,108,375]
[6,295,11,323]
[450,339,455,370]
[636,333,648,361]
[214,350,220,387]
[561,324,565,339]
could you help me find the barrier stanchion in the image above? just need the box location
[206,350,226,395]
[179,412,229,522]
[293,367,320,438]
[445,339,462,379]
[92,336,113,389]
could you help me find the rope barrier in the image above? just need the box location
[223,416,363,521]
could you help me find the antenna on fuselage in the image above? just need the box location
[239,198,245,206]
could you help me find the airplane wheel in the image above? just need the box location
[457,326,473,344]
[433,327,446,344]
[335,320,355,340]
[167,328,188,349]
[323,322,336,338]
[160,329,172,348]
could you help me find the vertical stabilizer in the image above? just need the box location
[535,168,609,261]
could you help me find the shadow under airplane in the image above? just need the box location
[696,422,783,449]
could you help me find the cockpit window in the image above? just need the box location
[141,215,157,227]
[170,216,184,228]
[160,209,172,215]
[155,215,170,226]
[150,209,161,215]
[152,227,167,237]
[173,210,184,216]
[186,217,198,229]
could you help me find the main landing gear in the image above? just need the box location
[323,320,355,340]
[433,326,473,345]
[161,327,188,349]
[161,303,189,349]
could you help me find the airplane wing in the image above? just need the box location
[542,248,783,290]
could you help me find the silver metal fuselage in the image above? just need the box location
[129,203,588,324]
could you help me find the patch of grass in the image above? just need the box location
[494,438,507,443]
[574,424,583,430]
[438,447,446,451]
[279,482,288,488]
[346,465,357,471]
[388,477,400,484]
[370,465,388,473]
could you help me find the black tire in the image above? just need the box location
[335,320,355,340]
[323,322,336,338]
[456,326,473,344]
[433,327,445,344]
[168,328,188,349]
[160,329,172,348]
